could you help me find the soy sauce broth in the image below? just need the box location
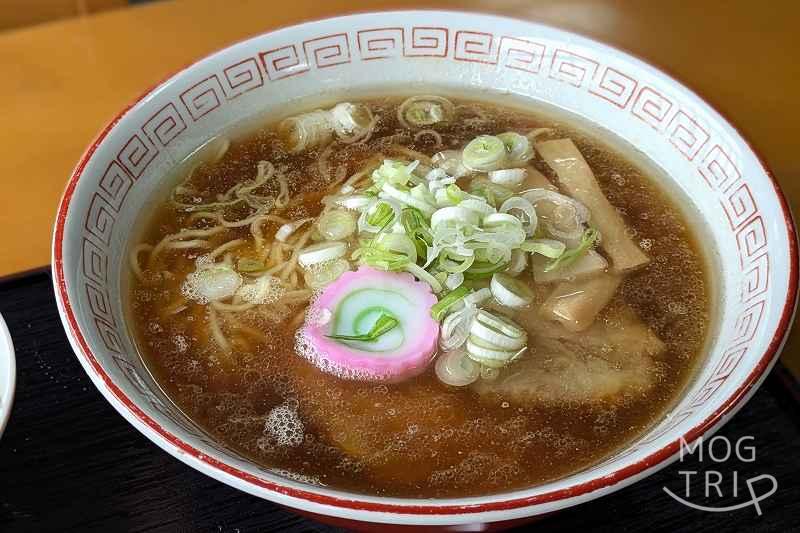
[127,95,710,497]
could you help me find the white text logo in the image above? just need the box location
[663,436,777,515]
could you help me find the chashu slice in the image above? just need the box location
[473,303,665,405]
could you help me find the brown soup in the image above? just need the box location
[128,96,709,497]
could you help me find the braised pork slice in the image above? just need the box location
[474,303,665,405]
[284,357,479,486]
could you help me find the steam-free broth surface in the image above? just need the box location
[129,96,709,497]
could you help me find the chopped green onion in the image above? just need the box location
[544,228,599,272]
[330,102,374,138]
[371,159,419,189]
[298,241,348,267]
[438,249,475,273]
[445,272,465,290]
[354,232,416,271]
[462,135,507,172]
[431,206,480,229]
[399,95,455,128]
[432,150,470,178]
[490,273,533,308]
[482,187,497,208]
[497,132,533,166]
[519,238,566,258]
[381,183,436,217]
[366,201,396,229]
[469,177,514,207]
[465,336,517,367]
[409,106,439,125]
[401,207,432,261]
[434,187,455,207]
[464,309,528,367]
[464,260,508,279]
[459,198,496,219]
[317,209,356,240]
[499,196,538,236]
[354,248,409,270]
[377,232,418,263]
[430,285,470,321]
[410,182,436,206]
[464,287,493,306]
[435,348,480,387]
[405,262,444,293]
[483,213,522,230]
[401,206,431,236]
[330,193,374,210]
[359,199,401,234]
[488,168,527,188]
[446,184,464,204]
[434,270,449,286]
[476,244,509,266]
[475,309,526,340]
[326,311,399,342]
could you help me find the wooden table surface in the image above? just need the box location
[3,0,799,373]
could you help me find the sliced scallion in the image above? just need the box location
[519,238,566,259]
[326,311,399,342]
[464,260,508,279]
[405,262,444,293]
[398,95,455,128]
[488,168,527,188]
[298,241,348,268]
[317,210,356,241]
[366,201,396,229]
[401,207,433,261]
[490,272,534,308]
[430,285,470,321]
[462,135,507,172]
[497,132,533,166]
[544,227,599,272]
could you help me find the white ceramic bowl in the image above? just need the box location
[52,11,797,529]
[0,313,16,438]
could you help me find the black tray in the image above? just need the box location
[1,272,798,532]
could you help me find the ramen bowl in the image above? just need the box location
[0,313,15,439]
[52,10,797,529]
